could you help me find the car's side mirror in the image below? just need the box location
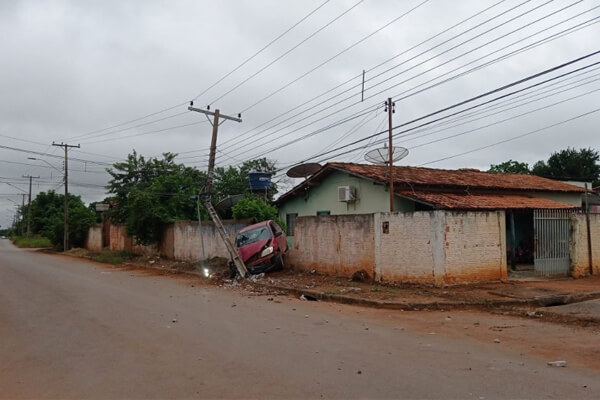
[274,231,282,237]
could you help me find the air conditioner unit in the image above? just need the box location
[338,186,356,202]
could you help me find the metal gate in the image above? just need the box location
[533,209,572,276]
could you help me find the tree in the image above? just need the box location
[107,151,208,245]
[488,160,531,174]
[28,190,96,249]
[531,147,600,186]
[212,158,278,204]
[232,198,278,222]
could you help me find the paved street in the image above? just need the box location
[1,239,599,399]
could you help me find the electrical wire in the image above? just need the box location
[231,11,599,163]
[225,0,575,160]
[208,0,366,105]
[419,106,600,166]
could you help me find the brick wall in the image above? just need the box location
[570,213,600,277]
[374,211,506,285]
[172,220,248,261]
[287,214,375,278]
[374,212,436,283]
[85,225,103,251]
[89,220,250,261]
[442,212,507,283]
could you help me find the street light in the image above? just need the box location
[28,157,63,174]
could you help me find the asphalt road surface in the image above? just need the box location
[1,239,598,399]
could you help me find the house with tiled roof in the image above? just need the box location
[276,162,583,223]
[276,162,589,278]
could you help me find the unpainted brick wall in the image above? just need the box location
[288,214,375,278]
[570,213,600,277]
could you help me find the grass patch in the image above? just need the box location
[324,289,343,295]
[11,235,52,248]
[90,250,133,265]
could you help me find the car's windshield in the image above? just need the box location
[236,226,271,247]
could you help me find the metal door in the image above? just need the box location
[533,209,571,276]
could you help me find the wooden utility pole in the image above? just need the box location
[22,175,39,236]
[52,142,80,251]
[386,98,395,212]
[188,105,248,278]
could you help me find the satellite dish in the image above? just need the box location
[215,194,245,211]
[286,163,322,178]
[365,146,408,165]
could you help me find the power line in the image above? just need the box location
[208,0,366,105]
[231,10,599,163]
[238,0,430,114]
[60,1,331,143]
[274,52,600,171]
[420,106,600,166]
[215,0,522,152]
[224,0,574,160]
[192,0,331,102]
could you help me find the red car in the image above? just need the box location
[230,220,288,276]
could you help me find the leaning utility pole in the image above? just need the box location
[22,175,39,236]
[188,104,248,277]
[385,98,396,212]
[52,142,80,251]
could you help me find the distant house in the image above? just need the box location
[276,162,586,274]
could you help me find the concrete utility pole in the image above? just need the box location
[188,104,248,278]
[22,175,39,236]
[52,142,80,251]
[386,98,395,212]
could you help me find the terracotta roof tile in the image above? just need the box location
[397,190,579,210]
[328,162,585,193]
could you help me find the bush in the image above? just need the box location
[90,250,133,265]
[11,235,53,248]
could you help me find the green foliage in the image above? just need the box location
[232,198,278,222]
[107,151,207,245]
[90,250,133,265]
[213,158,278,205]
[488,160,531,174]
[531,147,600,186]
[11,235,52,248]
[28,190,96,249]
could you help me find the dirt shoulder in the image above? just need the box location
[55,248,600,327]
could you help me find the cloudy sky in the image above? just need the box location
[2,0,600,228]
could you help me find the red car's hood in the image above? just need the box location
[237,239,271,262]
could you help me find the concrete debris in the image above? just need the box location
[494,338,501,343]
[526,311,543,317]
[547,361,567,367]
[250,273,265,282]
[148,260,155,265]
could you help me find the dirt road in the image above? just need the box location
[1,240,599,399]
